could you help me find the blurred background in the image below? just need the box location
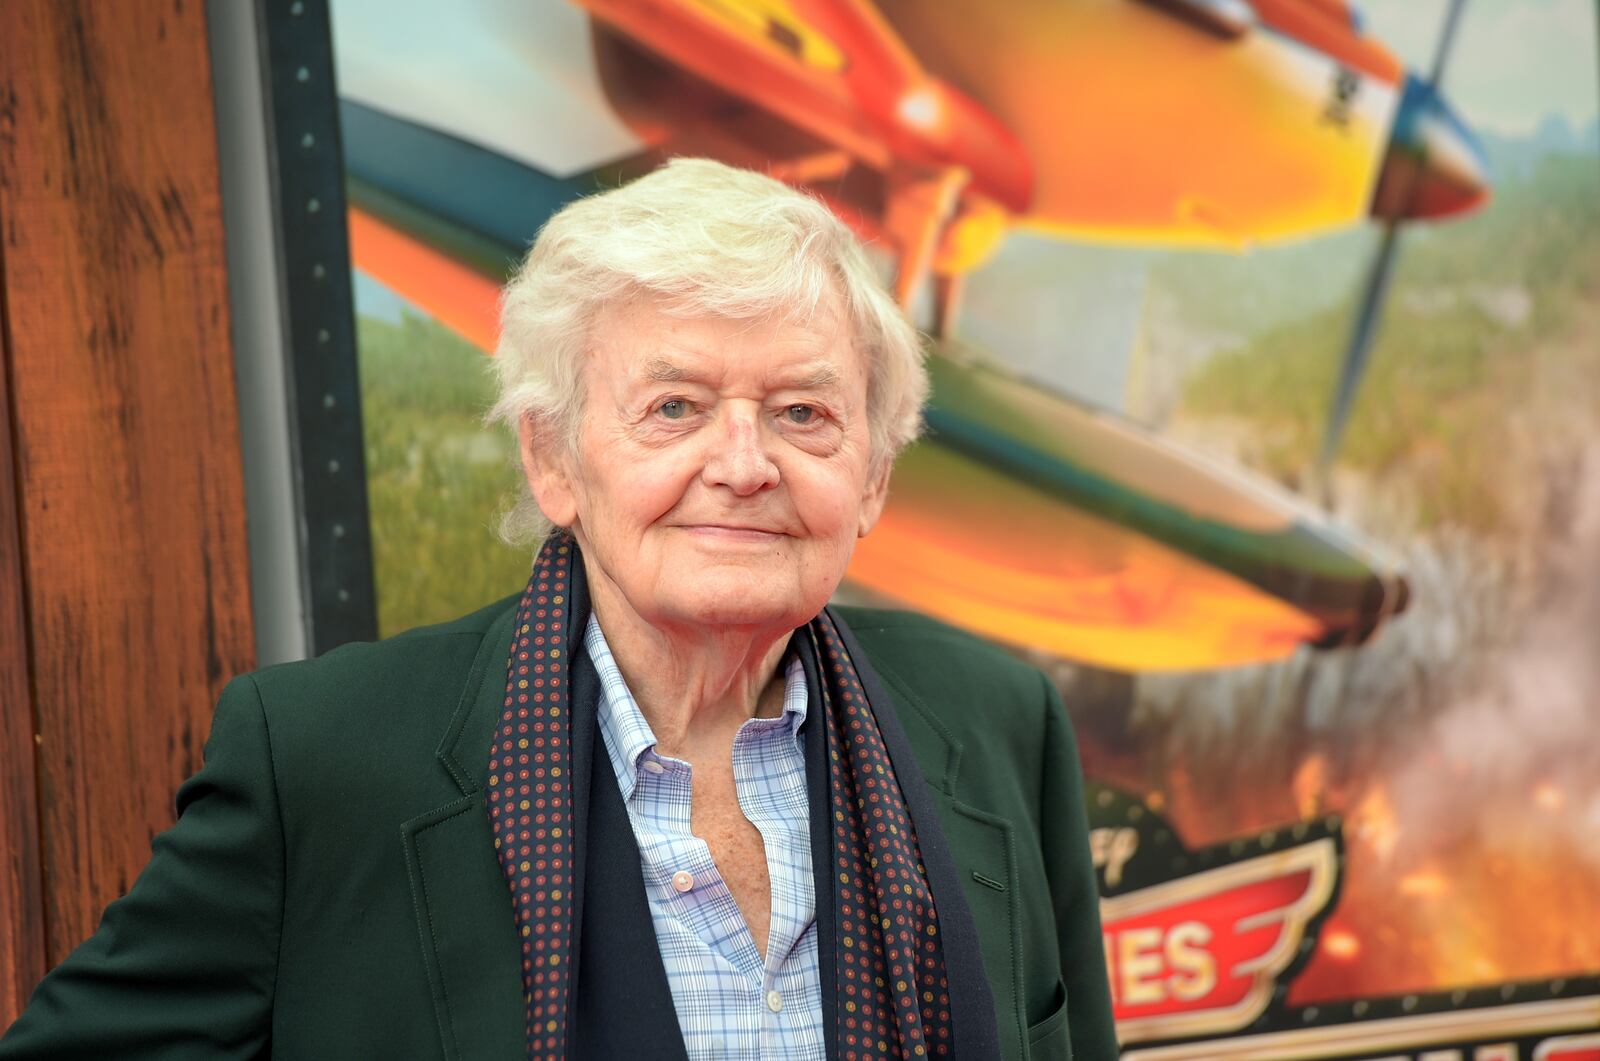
[1,0,1596,1054]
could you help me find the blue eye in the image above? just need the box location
[785,404,817,425]
[658,399,689,420]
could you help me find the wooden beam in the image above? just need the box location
[0,210,47,1029]
[0,0,256,972]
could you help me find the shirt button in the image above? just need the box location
[766,989,783,1013]
[642,759,665,775]
[671,870,695,893]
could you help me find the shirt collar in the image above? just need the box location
[584,615,809,802]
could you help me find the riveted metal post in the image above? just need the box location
[251,0,377,653]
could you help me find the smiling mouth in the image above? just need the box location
[677,524,788,542]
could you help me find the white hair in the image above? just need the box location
[487,157,928,545]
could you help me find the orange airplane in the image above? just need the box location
[573,0,1488,332]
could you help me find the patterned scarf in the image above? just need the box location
[485,535,955,1058]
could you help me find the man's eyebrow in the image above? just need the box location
[638,358,843,390]
[784,363,842,389]
[640,357,693,383]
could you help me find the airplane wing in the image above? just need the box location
[874,0,1402,247]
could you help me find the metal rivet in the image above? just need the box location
[296,67,310,83]
[290,1,304,14]
[337,588,350,603]
[312,263,326,280]
[307,198,321,214]
[328,459,340,473]
[301,132,315,150]
[332,523,346,539]
[322,393,336,409]
[317,328,331,343]
[1302,1007,1318,1023]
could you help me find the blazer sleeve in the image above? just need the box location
[0,674,284,1059]
[1038,672,1121,1060]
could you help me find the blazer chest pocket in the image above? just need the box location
[1027,978,1072,1061]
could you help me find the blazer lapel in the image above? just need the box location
[402,600,526,1061]
[824,608,1005,1060]
[401,794,527,1061]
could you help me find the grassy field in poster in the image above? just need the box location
[357,311,529,637]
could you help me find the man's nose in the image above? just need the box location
[702,406,780,495]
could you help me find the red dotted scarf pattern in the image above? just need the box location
[486,537,955,1058]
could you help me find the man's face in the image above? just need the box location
[522,290,889,637]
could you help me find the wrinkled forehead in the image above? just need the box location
[585,289,868,397]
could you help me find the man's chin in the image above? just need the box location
[664,582,824,632]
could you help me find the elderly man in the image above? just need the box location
[0,159,1116,1060]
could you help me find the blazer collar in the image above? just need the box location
[433,596,520,798]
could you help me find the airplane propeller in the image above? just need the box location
[1317,0,1483,496]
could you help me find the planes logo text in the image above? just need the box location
[1087,784,1599,1057]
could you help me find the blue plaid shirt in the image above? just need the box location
[585,618,826,1060]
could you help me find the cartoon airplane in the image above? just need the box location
[570,0,1487,330]
[334,0,1486,670]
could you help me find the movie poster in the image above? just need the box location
[329,0,1600,1054]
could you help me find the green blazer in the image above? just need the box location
[0,598,1118,1060]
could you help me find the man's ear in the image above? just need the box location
[517,413,579,528]
[856,458,894,538]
